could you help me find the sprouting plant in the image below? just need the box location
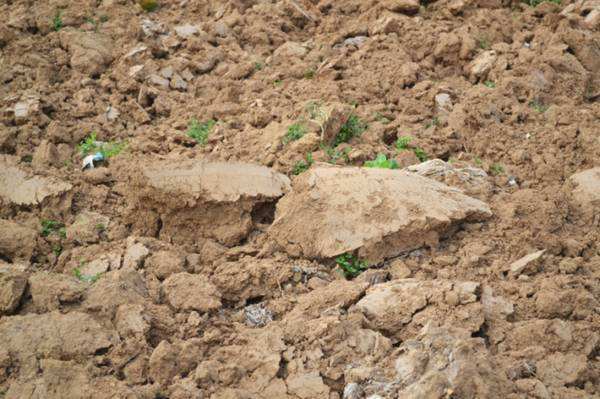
[283,123,307,145]
[524,0,559,6]
[292,153,314,175]
[96,223,106,232]
[364,154,399,169]
[139,0,159,12]
[41,220,64,237]
[474,157,483,166]
[273,79,283,86]
[254,62,263,71]
[413,147,428,162]
[100,15,109,23]
[304,68,315,79]
[78,132,126,158]
[335,253,369,278]
[484,81,496,88]
[58,227,67,239]
[187,119,216,145]
[53,10,63,32]
[477,37,490,50]
[73,265,103,283]
[21,155,33,163]
[529,100,548,113]
[425,117,439,129]
[395,135,413,150]
[490,163,504,175]
[333,114,367,146]
[52,245,62,257]
[322,145,351,164]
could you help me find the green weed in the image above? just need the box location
[273,79,283,86]
[484,81,496,88]
[283,123,307,145]
[335,253,369,278]
[490,163,504,175]
[474,157,483,166]
[333,115,367,146]
[73,265,103,283]
[139,0,159,12]
[323,145,351,164]
[41,220,64,237]
[78,132,126,158]
[96,223,106,232]
[21,155,33,163]
[254,62,263,71]
[53,10,63,31]
[292,153,314,175]
[364,154,399,169]
[187,119,216,145]
[395,135,413,150]
[525,0,559,6]
[52,245,63,257]
[413,147,428,162]
[529,100,548,113]
[425,117,439,129]
[374,112,392,124]
[304,68,315,79]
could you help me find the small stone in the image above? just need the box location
[214,21,229,37]
[80,258,110,277]
[383,0,420,14]
[145,250,186,280]
[148,74,170,89]
[128,64,145,78]
[468,50,497,82]
[65,211,110,244]
[160,66,174,79]
[174,24,199,39]
[106,106,120,121]
[149,341,179,386]
[435,93,453,112]
[509,250,545,276]
[123,242,150,269]
[0,271,27,315]
[343,382,363,399]
[343,36,368,47]
[244,303,273,327]
[558,258,581,274]
[124,44,147,59]
[170,74,187,91]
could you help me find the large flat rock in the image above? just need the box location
[269,166,491,262]
[130,159,290,246]
[568,167,600,220]
[0,156,71,206]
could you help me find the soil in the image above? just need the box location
[0,0,599,398]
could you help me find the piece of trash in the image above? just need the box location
[82,152,104,170]
[244,303,273,327]
[508,176,518,186]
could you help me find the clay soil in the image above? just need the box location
[0,0,599,398]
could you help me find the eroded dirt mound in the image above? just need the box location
[0,0,599,398]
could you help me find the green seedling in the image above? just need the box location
[96,223,106,232]
[490,163,504,175]
[322,145,351,164]
[58,227,67,239]
[529,100,548,113]
[413,147,428,162]
[53,10,63,31]
[425,117,439,129]
[525,0,559,6]
[79,132,126,158]
[21,155,33,163]
[283,123,307,145]
[273,79,283,86]
[139,0,159,12]
[395,135,413,150]
[474,157,483,166]
[52,245,62,257]
[335,253,369,278]
[254,62,263,71]
[364,154,399,169]
[292,153,314,175]
[41,220,64,237]
[73,264,103,283]
[187,119,216,145]
[478,38,490,50]
[304,68,315,79]
[484,81,496,88]
[333,114,367,146]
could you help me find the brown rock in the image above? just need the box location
[383,0,420,14]
[286,372,330,399]
[59,30,114,77]
[568,167,600,220]
[145,250,186,280]
[0,219,37,261]
[66,211,110,244]
[269,166,491,262]
[29,272,86,312]
[149,340,179,386]
[162,272,221,312]
[130,160,290,246]
[537,353,587,387]
[0,271,27,315]
[467,50,497,82]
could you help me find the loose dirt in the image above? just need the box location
[0,0,599,398]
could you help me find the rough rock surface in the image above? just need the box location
[59,30,114,77]
[29,272,86,312]
[0,271,27,315]
[270,166,491,261]
[130,159,290,246]
[162,272,222,312]
[0,219,37,261]
[568,167,600,219]
[0,156,72,207]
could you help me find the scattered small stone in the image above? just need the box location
[170,73,187,91]
[343,36,368,47]
[123,242,150,269]
[343,382,363,399]
[244,303,273,327]
[468,50,497,82]
[105,106,120,121]
[174,24,198,39]
[148,74,170,89]
[509,250,545,276]
[160,66,174,79]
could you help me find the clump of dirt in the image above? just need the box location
[1,0,599,398]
